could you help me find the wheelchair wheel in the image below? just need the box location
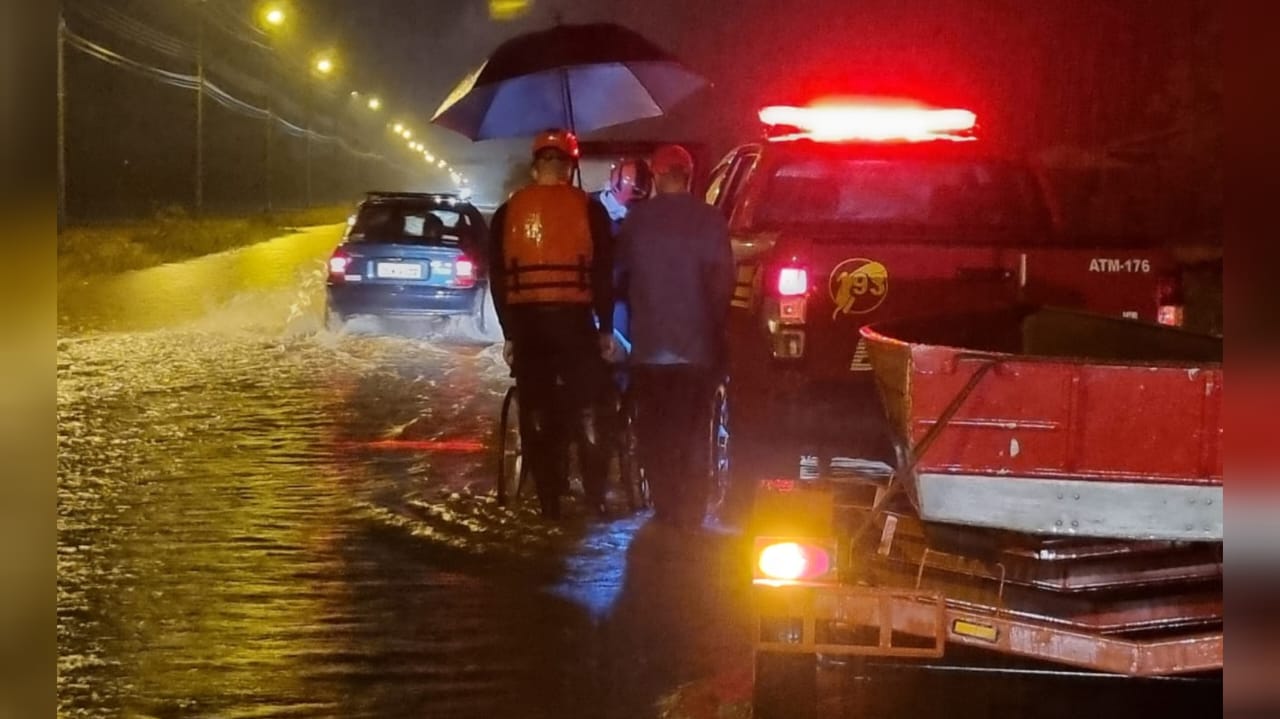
[496,386,528,506]
[707,381,731,516]
[618,394,649,512]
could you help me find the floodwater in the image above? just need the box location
[57,226,750,719]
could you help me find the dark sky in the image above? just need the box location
[291,0,1215,195]
[65,0,1217,213]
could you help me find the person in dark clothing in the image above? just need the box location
[593,156,654,235]
[590,156,654,343]
[489,129,619,520]
[616,144,735,529]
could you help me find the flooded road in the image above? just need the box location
[57,226,1219,718]
[57,226,750,718]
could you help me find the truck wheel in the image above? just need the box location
[754,651,817,719]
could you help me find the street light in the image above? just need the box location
[262,5,286,28]
[425,152,435,162]
[367,97,382,111]
[315,56,334,75]
[393,123,405,134]
[401,129,412,140]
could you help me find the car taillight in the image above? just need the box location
[777,266,809,297]
[453,256,477,288]
[328,250,351,279]
[1157,272,1185,327]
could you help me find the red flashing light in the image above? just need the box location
[777,267,809,297]
[759,99,977,143]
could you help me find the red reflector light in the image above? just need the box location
[1156,272,1184,327]
[777,267,809,297]
[1158,305,1185,327]
[759,99,977,142]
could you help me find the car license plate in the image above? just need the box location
[376,262,423,280]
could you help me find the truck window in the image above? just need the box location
[704,161,731,206]
[718,151,760,220]
[754,157,1049,241]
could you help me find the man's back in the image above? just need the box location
[618,192,734,367]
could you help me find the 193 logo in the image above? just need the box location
[829,258,888,318]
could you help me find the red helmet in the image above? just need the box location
[650,144,694,176]
[609,156,653,203]
[531,129,580,159]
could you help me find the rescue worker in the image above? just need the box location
[489,129,618,520]
[616,144,734,529]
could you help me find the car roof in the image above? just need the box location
[363,191,471,205]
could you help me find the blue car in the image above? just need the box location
[325,192,490,332]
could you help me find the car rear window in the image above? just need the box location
[348,204,476,246]
[754,156,1048,239]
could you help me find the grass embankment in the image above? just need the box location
[58,206,350,279]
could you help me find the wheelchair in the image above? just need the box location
[495,373,650,512]
[495,366,732,521]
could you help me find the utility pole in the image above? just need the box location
[263,48,274,214]
[265,97,274,213]
[304,80,313,208]
[57,15,67,231]
[195,1,206,216]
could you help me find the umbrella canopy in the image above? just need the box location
[432,23,708,140]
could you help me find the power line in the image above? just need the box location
[61,22,399,166]
[69,2,193,59]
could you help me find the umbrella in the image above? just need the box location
[431,23,708,140]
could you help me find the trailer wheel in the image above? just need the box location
[753,651,817,719]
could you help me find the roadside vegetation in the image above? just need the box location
[58,205,351,279]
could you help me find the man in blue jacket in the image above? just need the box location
[616,144,734,529]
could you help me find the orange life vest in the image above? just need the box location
[502,184,594,305]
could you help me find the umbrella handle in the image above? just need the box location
[559,67,584,188]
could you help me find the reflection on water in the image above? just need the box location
[58,225,342,336]
[57,226,750,718]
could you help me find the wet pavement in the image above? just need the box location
[58,226,1220,718]
[57,226,750,718]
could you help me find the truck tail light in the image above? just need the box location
[777,266,809,297]
[754,538,836,586]
[1157,272,1185,327]
[765,265,809,357]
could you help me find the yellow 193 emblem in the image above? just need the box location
[829,258,889,318]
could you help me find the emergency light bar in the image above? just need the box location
[759,101,977,143]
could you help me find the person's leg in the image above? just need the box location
[512,328,564,519]
[674,367,717,529]
[633,366,684,524]
[563,332,613,512]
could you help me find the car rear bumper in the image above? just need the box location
[327,283,481,317]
